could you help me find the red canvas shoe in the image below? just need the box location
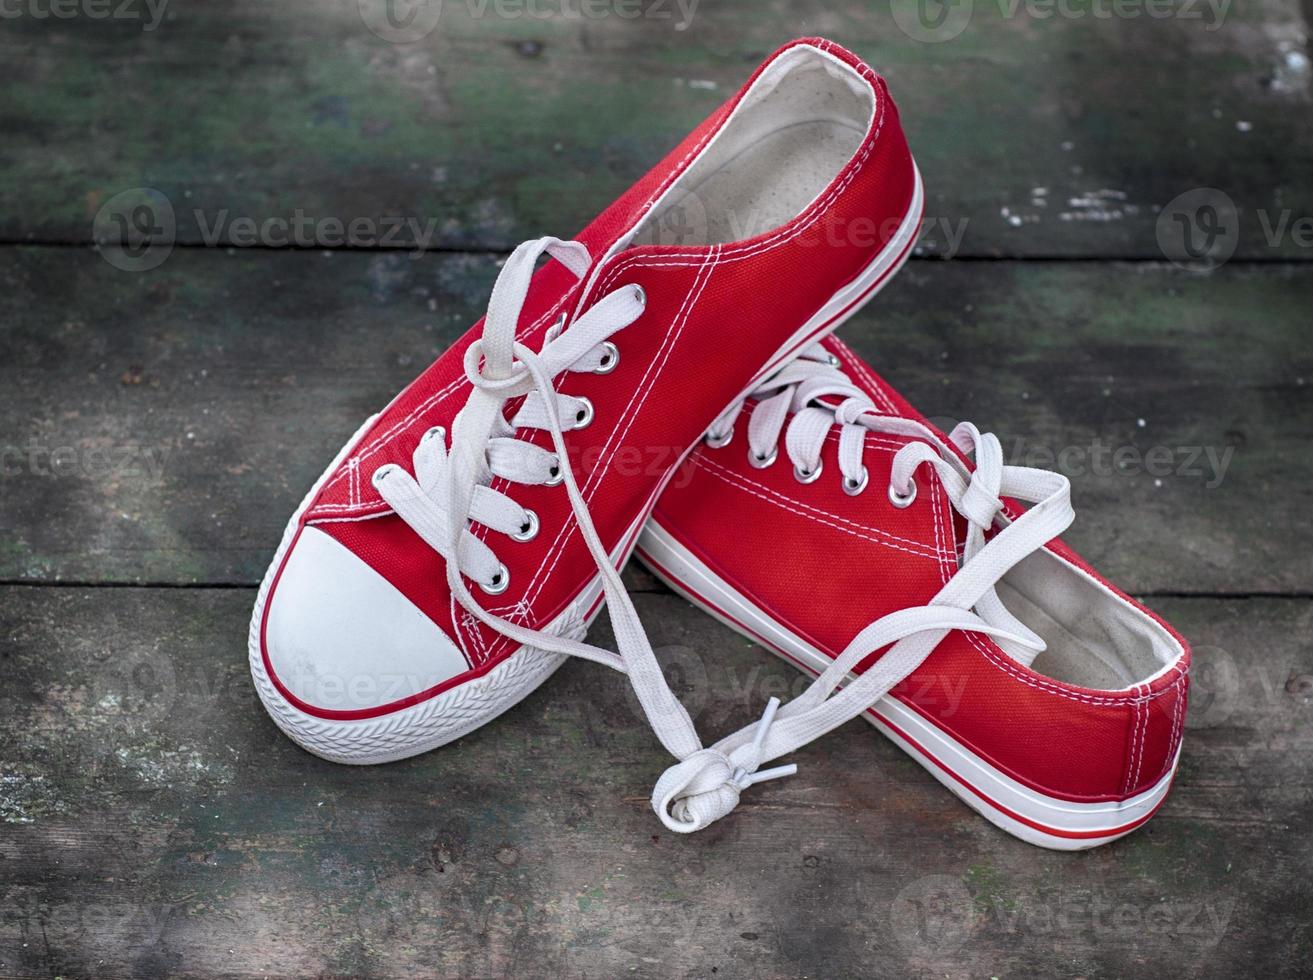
[638,338,1191,849]
[248,39,924,778]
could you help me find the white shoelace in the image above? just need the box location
[374,237,730,797]
[651,346,1076,833]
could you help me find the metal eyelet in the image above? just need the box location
[421,425,445,445]
[843,466,869,496]
[572,396,594,429]
[511,509,539,542]
[888,480,918,509]
[546,456,564,486]
[793,460,823,485]
[748,447,777,469]
[631,283,646,307]
[593,341,619,375]
[371,463,400,489]
[705,427,733,449]
[481,564,510,595]
[825,352,841,368]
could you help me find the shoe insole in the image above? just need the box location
[632,120,864,247]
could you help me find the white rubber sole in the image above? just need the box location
[248,169,925,767]
[636,521,1179,850]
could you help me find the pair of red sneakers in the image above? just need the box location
[249,38,1189,849]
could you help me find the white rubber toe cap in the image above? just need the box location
[263,526,470,714]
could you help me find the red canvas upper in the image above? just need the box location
[647,335,1191,804]
[259,39,919,718]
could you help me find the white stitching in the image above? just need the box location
[690,452,949,562]
[462,611,490,667]
[317,376,466,501]
[697,449,949,558]
[586,115,883,281]
[313,296,573,509]
[1121,687,1138,794]
[521,251,715,608]
[1123,684,1144,794]
[305,511,389,526]
[449,592,475,669]
[1159,678,1186,781]
[928,457,955,584]
[963,629,1186,707]
[634,98,724,217]
[831,337,900,415]
[524,247,720,609]
[586,250,721,502]
[1131,682,1150,791]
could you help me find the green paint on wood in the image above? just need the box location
[1,0,1310,256]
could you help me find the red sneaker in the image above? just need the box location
[639,337,1191,849]
[249,39,924,774]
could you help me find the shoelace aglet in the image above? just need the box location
[729,696,797,788]
[737,763,798,787]
[752,696,783,753]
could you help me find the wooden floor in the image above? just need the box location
[2,2,1311,977]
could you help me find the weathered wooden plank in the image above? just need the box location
[847,258,1313,595]
[0,587,1308,978]
[2,246,1307,592]
[1,0,1310,258]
